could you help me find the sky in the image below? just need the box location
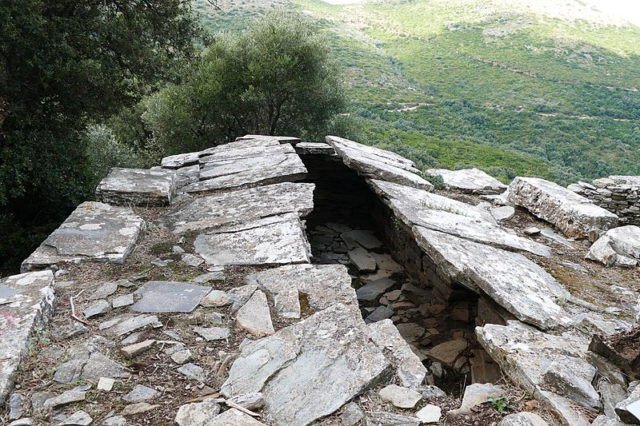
[586,0,640,26]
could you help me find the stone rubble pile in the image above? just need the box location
[2,134,639,425]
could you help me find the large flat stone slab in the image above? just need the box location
[184,143,307,193]
[326,136,433,190]
[371,180,550,257]
[221,303,390,426]
[95,168,177,206]
[159,182,314,235]
[507,177,619,240]
[0,271,55,403]
[477,321,594,424]
[22,202,144,272]
[131,281,210,313]
[426,168,507,194]
[245,264,356,319]
[235,134,301,145]
[194,214,311,267]
[415,228,569,330]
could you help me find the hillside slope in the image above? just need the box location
[195,0,640,184]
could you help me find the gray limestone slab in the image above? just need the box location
[370,179,550,257]
[159,182,314,235]
[587,225,640,267]
[245,264,356,319]
[0,271,55,404]
[425,168,507,194]
[508,177,619,240]
[22,202,143,272]
[184,143,307,193]
[326,136,433,190]
[295,142,336,155]
[131,281,210,313]
[415,227,569,330]
[221,303,390,426]
[96,167,177,206]
[194,214,311,267]
[161,151,201,169]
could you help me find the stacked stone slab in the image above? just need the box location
[95,168,177,206]
[425,168,507,194]
[569,176,640,226]
[508,177,619,241]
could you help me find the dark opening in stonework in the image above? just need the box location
[298,152,502,396]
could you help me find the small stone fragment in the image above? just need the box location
[236,290,274,337]
[524,227,541,236]
[449,383,504,416]
[341,402,364,425]
[89,281,119,300]
[8,419,34,426]
[499,412,549,425]
[171,349,194,364]
[178,363,207,382]
[121,339,156,357]
[83,299,112,319]
[102,416,127,426]
[121,402,159,416]
[427,339,468,365]
[175,399,221,426]
[348,247,377,273]
[112,293,134,308]
[8,393,23,420]
[491,206,515,221]
[123,385,159,402]
[200,290,231,307]
[193,271,225,284]
[97,377,115,392]
[365,305,394,323]
[43,390,86,409]
[182,253,204,267]
[193,326,230,341]
[379,384,422,409]
[356,278,395,302]
[60,410,92,426]
[363,411,421,425]
[396,323,426,343]
[416,404,441,423]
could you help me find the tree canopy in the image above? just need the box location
[0,0,199,272]
[141,13,347,154]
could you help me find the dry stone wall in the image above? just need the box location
[569,176,640,226]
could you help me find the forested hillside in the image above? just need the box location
[196,0,640,184]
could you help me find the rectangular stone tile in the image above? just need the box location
[96,168,177,206]
[22,202,144,272]
[159,182,314,234]
[0,270,55,403]
[194,214,311,267]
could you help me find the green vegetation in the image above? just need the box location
[140,13,346,154]
[0,0,200,273]
[195,0,640,184]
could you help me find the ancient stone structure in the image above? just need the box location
[570,176,640,226]
[2,135,640,425]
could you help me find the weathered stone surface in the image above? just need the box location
[357,278,395,302]
[235,134,301,145]
[615,385,640,424]
[175,399,221,426]
[60,410,92,426]
[121,339,155,357]
[426,168,507,194]
[0,271,55,403]
[416,404,442,423]
[88,281,119,300]
[227,392,265,410]
[43,390,86,409]
[184,143,307,193]
[193,326,230,341]
[371,180,550,257]
[236,290,274,337]
[245,264,356,319]
[101,314,163,337]
[22,202,143,271]
[112,294,134,308]
[171,349,193,364]
[221,304,390,426]
[121,402,159,416]
[341,402,364,425]
[295,142,336,155]
[499,412,549,426]
[540,361,600,410]
[342,230,383,249]
[123,385,158,402]
[365,305,394,323]
[449,383,504,415]
[477,321,594,425]
[415,228,569,329]
[208,408,266,426]
[587,225,640,267]
[327,136,433,190]
[507,177,619,240]
[194,214,311,267]
[82,300,111,318]
[491,206,516,221]
[427,339,468,366]
[348,247,377,273]
[132,281,209,313]
[160,182,314,234]
[96,167,177,206]
[161,151,201,169]
[177,363,206,382]
[200,290,231,308]
[379,384,422,408]
[97,377,115,391]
